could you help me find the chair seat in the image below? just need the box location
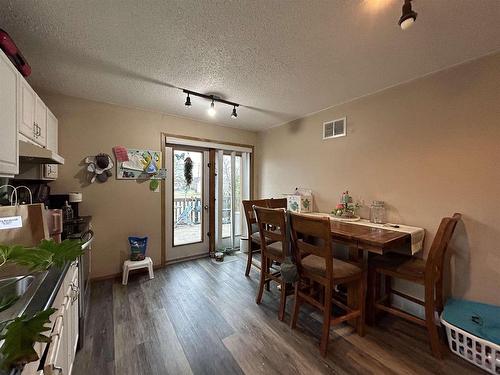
[371,253,426,284]
[251,232,277,245]
[301,255,361,280]
[265,241,284,257]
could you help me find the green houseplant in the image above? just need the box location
[0,239,83,370]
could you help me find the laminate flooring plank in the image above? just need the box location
[74,257,482,375]
[73,280,115,375]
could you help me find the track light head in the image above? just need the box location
[207,100,216,117]
[182,89,239,118]
[398,0,417,30]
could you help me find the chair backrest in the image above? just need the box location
[425,213,462,284]
[267,198,287,209]
[289,213,333,282]
[254,206,286,258]
[242,199,269,235]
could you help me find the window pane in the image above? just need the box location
[234,156,242,236]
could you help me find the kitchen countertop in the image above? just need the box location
[1,262,71,375]
[1,215,93,373]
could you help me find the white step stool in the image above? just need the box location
[122,257,154,285]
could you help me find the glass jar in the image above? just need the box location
[370,201,386,224]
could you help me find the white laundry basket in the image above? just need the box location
[441,316,500,374]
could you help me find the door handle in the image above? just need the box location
[204,205,209,210]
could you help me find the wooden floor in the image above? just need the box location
[73,256,481,375]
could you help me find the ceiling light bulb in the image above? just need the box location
[185,93,191,107]
[208,100,216,117]
[398,0,417,30]
[400,17,414,30]
[231,106,238,119]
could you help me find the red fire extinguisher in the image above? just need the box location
[0,29,31,77]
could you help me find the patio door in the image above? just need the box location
[165,146,210,262]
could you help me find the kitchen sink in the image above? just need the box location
[0,269,47,324]
[0,275,35,299]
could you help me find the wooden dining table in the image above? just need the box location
[303,213,417,326]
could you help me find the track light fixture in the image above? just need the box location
[182,89,240,119]
[398,0,417,30]
[208,100,216,117]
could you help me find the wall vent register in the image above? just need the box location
[323,117,346,139]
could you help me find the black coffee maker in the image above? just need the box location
[48,193,84,238]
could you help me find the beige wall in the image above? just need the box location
[257,52,500,306]
[41,93,258,279]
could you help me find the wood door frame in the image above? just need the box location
[160,132,255,266]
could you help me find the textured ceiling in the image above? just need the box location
[1,0,499,131]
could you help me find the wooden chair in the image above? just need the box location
[368,213,462,358]
[254,206,292,321]
[267,197,287,209]
[242,199,273,276]
[289,213,365,357]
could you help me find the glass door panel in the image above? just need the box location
[173,150,203,246]
[222,154,232,239]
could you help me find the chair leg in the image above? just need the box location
[385,275,392,301]
[256,256,267,304]
[245,242,254,276]
[367,267,378,325]
[290,282,301,329]
[356,274,366,337]
[319,285,332,357]
[278,280,287,321]
[425,287,443,359]
[435,278,444,313]
[265,258,271,291]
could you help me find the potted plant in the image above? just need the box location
[0,239,82,370]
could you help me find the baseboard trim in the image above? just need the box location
[90,263,164,282]
[90,254,209,281]
[165,253,209,265]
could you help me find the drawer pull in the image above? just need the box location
[70,283,80,304]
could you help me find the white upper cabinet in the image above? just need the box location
[34,95,47,147]
[44,109,59,179]
[19,76,47,147]
[0,51,19,177]
[19,77,36,138]
[46,109,58,152]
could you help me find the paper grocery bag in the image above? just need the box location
[0,203,48,247]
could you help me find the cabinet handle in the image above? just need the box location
[70,283,80,304]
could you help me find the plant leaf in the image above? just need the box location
[37,239,83,268]
[0,308,56,369]
[0,245,53,272]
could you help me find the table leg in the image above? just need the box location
[347,247,368,327]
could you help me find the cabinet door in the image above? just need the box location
[0,52,19,177]
[34,96,47,147]
[46,109,58,152]
[44,302,68,375]
[19,77,36,139]
[67,267,79,374]
[45,109,58,179]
